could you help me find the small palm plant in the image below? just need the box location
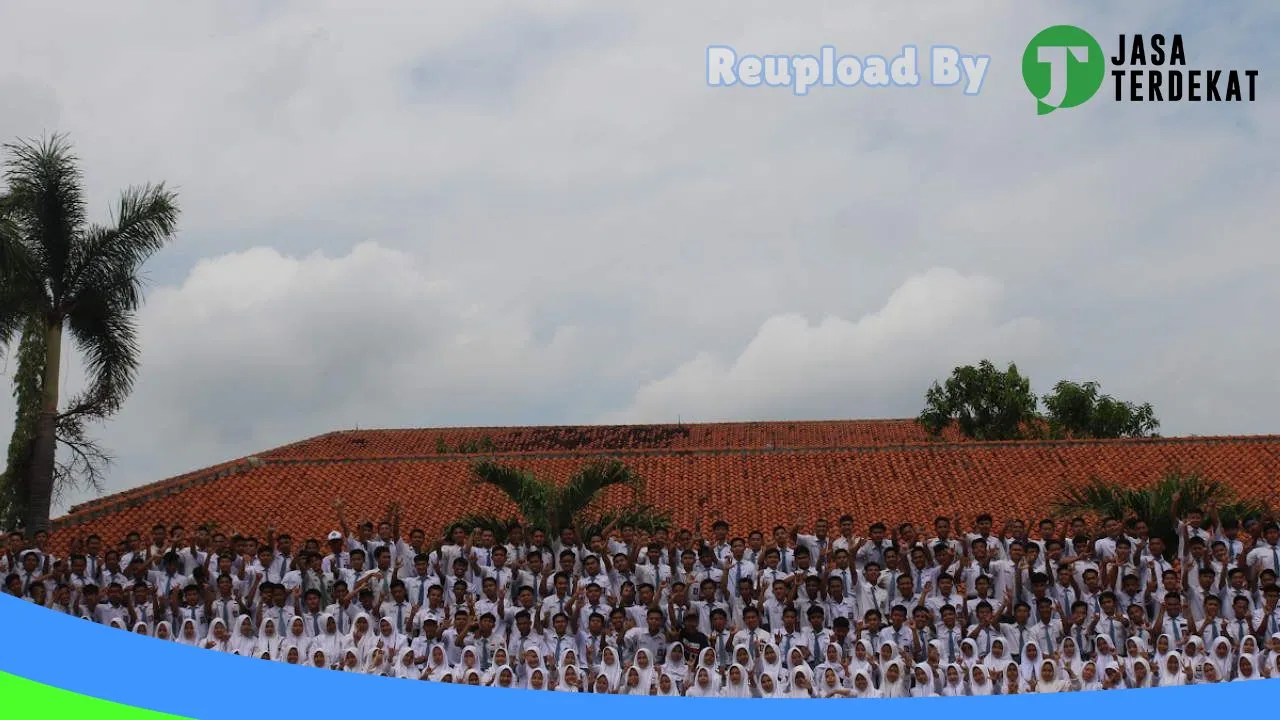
[1052,470,1271,555]
[450,458,670,543]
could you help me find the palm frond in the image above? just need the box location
[554,458,640,531]
[64,281,141,417]
[579,503,672,542]
[64,184,179,300]
[1054,469,1272,557]
[471,461,553,527]
[1,135,85,297]
[448,513,519,544]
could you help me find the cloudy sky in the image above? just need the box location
[1,1,1276,513]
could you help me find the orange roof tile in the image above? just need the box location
[48,423,1280,552]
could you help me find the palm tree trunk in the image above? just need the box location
[22,318,62,536]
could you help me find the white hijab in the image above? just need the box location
[254,617,283,658]
[1158,652,1187,687]
[968,664,995,696]
[786,666,814,698]
[720,663,752,698]
[598,645,623,688]
[910,665,936,697]
[229,614,257,656]
[1034,659,1068,693]
[880,660,911,698]
[684,667,716,697]
[850,669,881,698]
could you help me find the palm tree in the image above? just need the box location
[450,458,671,543]
[1051,470,1271,557]
[0,135,179,534]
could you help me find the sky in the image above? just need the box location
[0,1,1277,514]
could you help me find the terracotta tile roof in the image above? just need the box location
[255,419,966,460]
[48,423,1280,552]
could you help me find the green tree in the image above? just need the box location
[0,135,179,534]
[447,458,670,543]
[1042,380,1158,438]
[917,360,1039,440]
[1051,470,1270,558]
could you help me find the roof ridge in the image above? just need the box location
[52,433,1280,532]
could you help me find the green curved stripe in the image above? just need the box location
[0,671,192,718]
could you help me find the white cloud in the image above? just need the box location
[0,1,1277,512]
[608,269,1048,423]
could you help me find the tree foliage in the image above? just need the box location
[1042,380,1159,439]
[446,458,671,542]
[1051,470,1271,557]
[918,360,1039,440]
[0,134,178,534]
[918,360,1159,441]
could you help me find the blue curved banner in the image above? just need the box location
[1,594,1276,717]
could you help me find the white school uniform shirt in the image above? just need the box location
[380,599,414,635]
[1213,532,1245,564]
[149,570,188,598]
[542,631,580,663]
[964,533,1008,561]
[723,559,757,591]
[963,559,1013,601]
[577,600,613,630]
[1175,521,1212,559]
[508,630,546,661]
[1252,605,1280,637]
[625,627,668,662]
[824,594,859,624]
[1246,542,1280,576]
[634,562,671,592]
[323,603,356,634]
[1224,614,1254,646]
[1094,614,1127,652]
[883,623,914,651]
[933,624,965,663]
[795,534,829,568]
[172,603,208,636]
[1030,617,1064,654]
[1004,622,1035,657]
[926,591,964,616]
[773,547,797,574]
[539,593,574,625]
[1220,585,1256,615]
[1159,614,1191,645]
[320,552,350,573]
[856,581,889,617]
[852,540,888,572]
[579,572,612,597]
[405,574,440,607]
[209,595,243,631]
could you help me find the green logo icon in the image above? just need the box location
[1022,25,1105,114]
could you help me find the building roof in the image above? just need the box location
[48,420,1280,550]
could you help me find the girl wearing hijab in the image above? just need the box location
[253,617,281,659]
[721,664,754,698]
[1100,664,1124,690]
[340,648,362,673]
[423,644,451,681]
[457,647,482,681]
[491,666,516,688]
[282,644,302,666]
[558,664,585,692]
[203,619,232,652]
[815,643,848,688]
[756,642,784,686]
[176,618,201,647]
[661,643,689,688]
[1157,652,1190,687]
[1234,654,1258,681]
[632,647,657,693]
[230,615,257,656]
[1059,636,1084,679]
[598,646,623,690]
[132,621,150,637]
[1000,661,1025,695]
[347,614,377,660]
[685,667,716,697]
[364,647,386,675]
[310,649,328,670]
[1018,640,1042,685]
[527,667,547,690]
[910,665,937,697]
[939,664,965,696]
[785,666,814,698]
[464,669,483,686]
[1129,658,1153,689]
[284,617,308,653]
[394,647,418,678]
[1077,661,1102,691]
[1093,634,1118,669]
[1207,636,1234,681]
[850,670,880,698]
[983,637,1009,677]
[878,660,909,698]
[591,673,613,694]
[619,666,645,695]
[154,621,173,642]
[309,614,343,662]
[756,671,781,698]
[969,664,995,696]
[1032,659,1073,693]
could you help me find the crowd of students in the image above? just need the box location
[5,500,1280,697]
